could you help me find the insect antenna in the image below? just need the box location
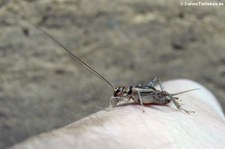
[25,21,114,89]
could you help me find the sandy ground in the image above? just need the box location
[0,0,225,148]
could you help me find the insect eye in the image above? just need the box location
[114,88,120,96]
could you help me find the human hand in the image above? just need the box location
[11,79,225,149]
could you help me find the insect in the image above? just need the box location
[27,21,197,114]
[111,77,197,113]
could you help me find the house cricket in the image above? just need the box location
[27,21,198,114]
[110,77,198,113]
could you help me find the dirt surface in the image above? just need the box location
[0,0,224,148]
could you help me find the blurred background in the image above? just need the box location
[0,0,224,148]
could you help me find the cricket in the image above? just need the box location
[28,21,198,114]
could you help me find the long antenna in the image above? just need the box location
[25,21,114,89]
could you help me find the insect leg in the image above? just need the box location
[110,97,120,107]
[137,92,145,113]
[168,95,194,114]
[106,97,121,111]
[108,96,128,110]
[147,77,164,91]
[156,77,164,91]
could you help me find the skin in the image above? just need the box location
[11,79,225,149]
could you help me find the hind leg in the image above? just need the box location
[146,77,164,91]
[168,95,194,114]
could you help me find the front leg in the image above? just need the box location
[107,96,130,111]
[110,96,124,107]
[106,97,121,111]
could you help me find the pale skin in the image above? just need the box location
[11,79,225,149]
